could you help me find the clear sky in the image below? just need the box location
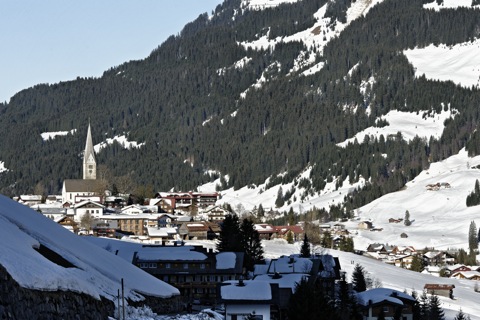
[0,0,223,103]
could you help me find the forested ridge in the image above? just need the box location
[0,0,479,213]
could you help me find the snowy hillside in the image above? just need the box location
[0,195,178,302]
[260,240,480,320]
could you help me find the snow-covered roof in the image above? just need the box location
[254,273,308,292]
[356,288,415,307]
[216,252,237,269]
[0,195,178,301]
[268,255,313,274]
[221,281,272,301]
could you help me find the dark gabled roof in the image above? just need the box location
[63,179,100,192]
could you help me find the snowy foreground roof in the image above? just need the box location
[0,195,179,301]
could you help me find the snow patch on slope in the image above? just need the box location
[94,135,145,153]
[337,107,457,147]
[404,39,480,89]
[40,129,77,141]
[0,161,8,173]
[423,0,476,10]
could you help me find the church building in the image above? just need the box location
[62,123,102,206]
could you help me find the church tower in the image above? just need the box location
[83,122,96,180]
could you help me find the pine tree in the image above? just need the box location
[404,210,411,226]
[428,294,446,320]
[275,186,285,208]
[410,254,424,272]
[300,234,311,257]
[419,290,430,320]
[258,203,265,217]
[351,263,367,292]
[469,221,478,250]
[454,309,471,320]
[217,214,242,252]
[286,230,294,244]
[240,218,265,271]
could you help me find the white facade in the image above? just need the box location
[225,304,270,320]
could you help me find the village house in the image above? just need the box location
[450,270,480,281]
[133,245,244,305]
[356,288,416,320]
[179,221,210,240]
[68,200,105,222]
[220,280,274,320]
[254,224,276,240]
[358,221,373,230]
[274,225,304,242]
[424,284,454,298]
[18,194,43,206]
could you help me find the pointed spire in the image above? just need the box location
[83,121,96,179]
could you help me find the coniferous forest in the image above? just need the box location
[1,0,480,214]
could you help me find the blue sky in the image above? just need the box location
[0,0,223,103]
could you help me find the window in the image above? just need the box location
[140,263,148,268]
[165,263,171,269]
[183,263,189,269]
[200,263,205,269]
[382,306,389,313]
[149,263,157,268]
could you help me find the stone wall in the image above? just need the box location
[0,264,114,319]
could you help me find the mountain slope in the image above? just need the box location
[0,0,480,218]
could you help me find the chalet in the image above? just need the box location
[391,246,416,255]
[424,284,454,298]
[274,225,304,242]
[423,251,454,266]
[154,191,220,212]
[445,264,471,276]
[358,221,373,230]
[92,220,119,238]
[388,218,402,223]
[145,227,178,244]
[394,254,414,269]
[121,204,144,215]
[366,243,390,254]
[179,222,209,240]
[254,224,276,240]
[133,246,244,305]
[356,288,416,320]
[204,205,229,222]
[56,216,79,234]
[221,280,274,320]
[450,271,480,280]
[99,213,159,236]
[18,194,43,206]
[69,200,105,222]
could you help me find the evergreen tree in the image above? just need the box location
[428,294,446,320]
[286,230,294,244]
[410,254,424,272]
[275,186,285,208]
[419,290,430,320]
[240,218,265,271]
[351,263,367,292]
[300,234,311,258]
[404,210,411,226]
[469,221,478,250]
[217,214,242,252]
[258,203,265,218]
[411,290,421,320]
[454,309,471,320]
[288,207,295,226]
[321,231,333,249]
[287,277,339,320]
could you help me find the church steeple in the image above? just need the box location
[83,122,96,180]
